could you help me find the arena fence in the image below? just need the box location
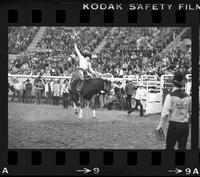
[8,74,192,115]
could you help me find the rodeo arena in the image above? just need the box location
[8,27,192,149]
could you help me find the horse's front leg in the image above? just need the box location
[92,109,96,118]
[72,102,78,114]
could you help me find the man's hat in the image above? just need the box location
[70,54,76,58]
[63,79,68,83]
[82,50,91,58]
[85,53,92,59]
[138,83,143,87]
[12,77,18,83]
[83,49,89,54]
[172,71,186,87]
[26,79,30,82]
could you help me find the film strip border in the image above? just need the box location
[1,150,199,175]
[5,7,200,25]
[6,8,194,24]
[0,0,200,175]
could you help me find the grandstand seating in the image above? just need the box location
[8,27,191,79]
[36,27,109,55]
[8,27,39,54]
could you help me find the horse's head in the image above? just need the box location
[103,79,112,94]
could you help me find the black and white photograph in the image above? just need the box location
[8,27,192,149]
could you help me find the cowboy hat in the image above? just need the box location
[12,77,18,83]
[138,83,143,87]
[172,71,186,87]
[67,57,72,62]
[70,54,76,58]
[82,50,91,58]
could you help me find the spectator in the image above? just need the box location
[45,79,53,104]
[125,80,134,111]
[52,80,60,105]
[114,82,121,100]
[127,83,144,117]
[11,79,22,102]
[104,90,117,110]
[34,75,44,105]
[19,81,27,103]
[61,79,69,109]
[99,90,105,110]
[25,79,33,103]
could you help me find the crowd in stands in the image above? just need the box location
[8,27,39,54]
[93,27,191,78]
[8,27,191,79]
[36,27,108,54]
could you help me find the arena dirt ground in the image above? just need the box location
[8,102,191,149]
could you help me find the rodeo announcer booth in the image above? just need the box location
[156,71,191,150]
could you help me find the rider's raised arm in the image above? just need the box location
[74,43,84,60]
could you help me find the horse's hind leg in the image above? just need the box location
[78,96,85,119]
[79,108,83,119]
[91,96,96,118]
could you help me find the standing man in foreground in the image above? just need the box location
[156,71,191,150]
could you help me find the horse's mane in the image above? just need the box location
[72,77,104,84]
[84,77,103,83]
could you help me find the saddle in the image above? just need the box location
[84,75,92,82]
[77,76,92,92]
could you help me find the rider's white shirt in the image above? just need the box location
[79,56,89,70]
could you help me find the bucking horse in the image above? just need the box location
[68,72,112,118]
